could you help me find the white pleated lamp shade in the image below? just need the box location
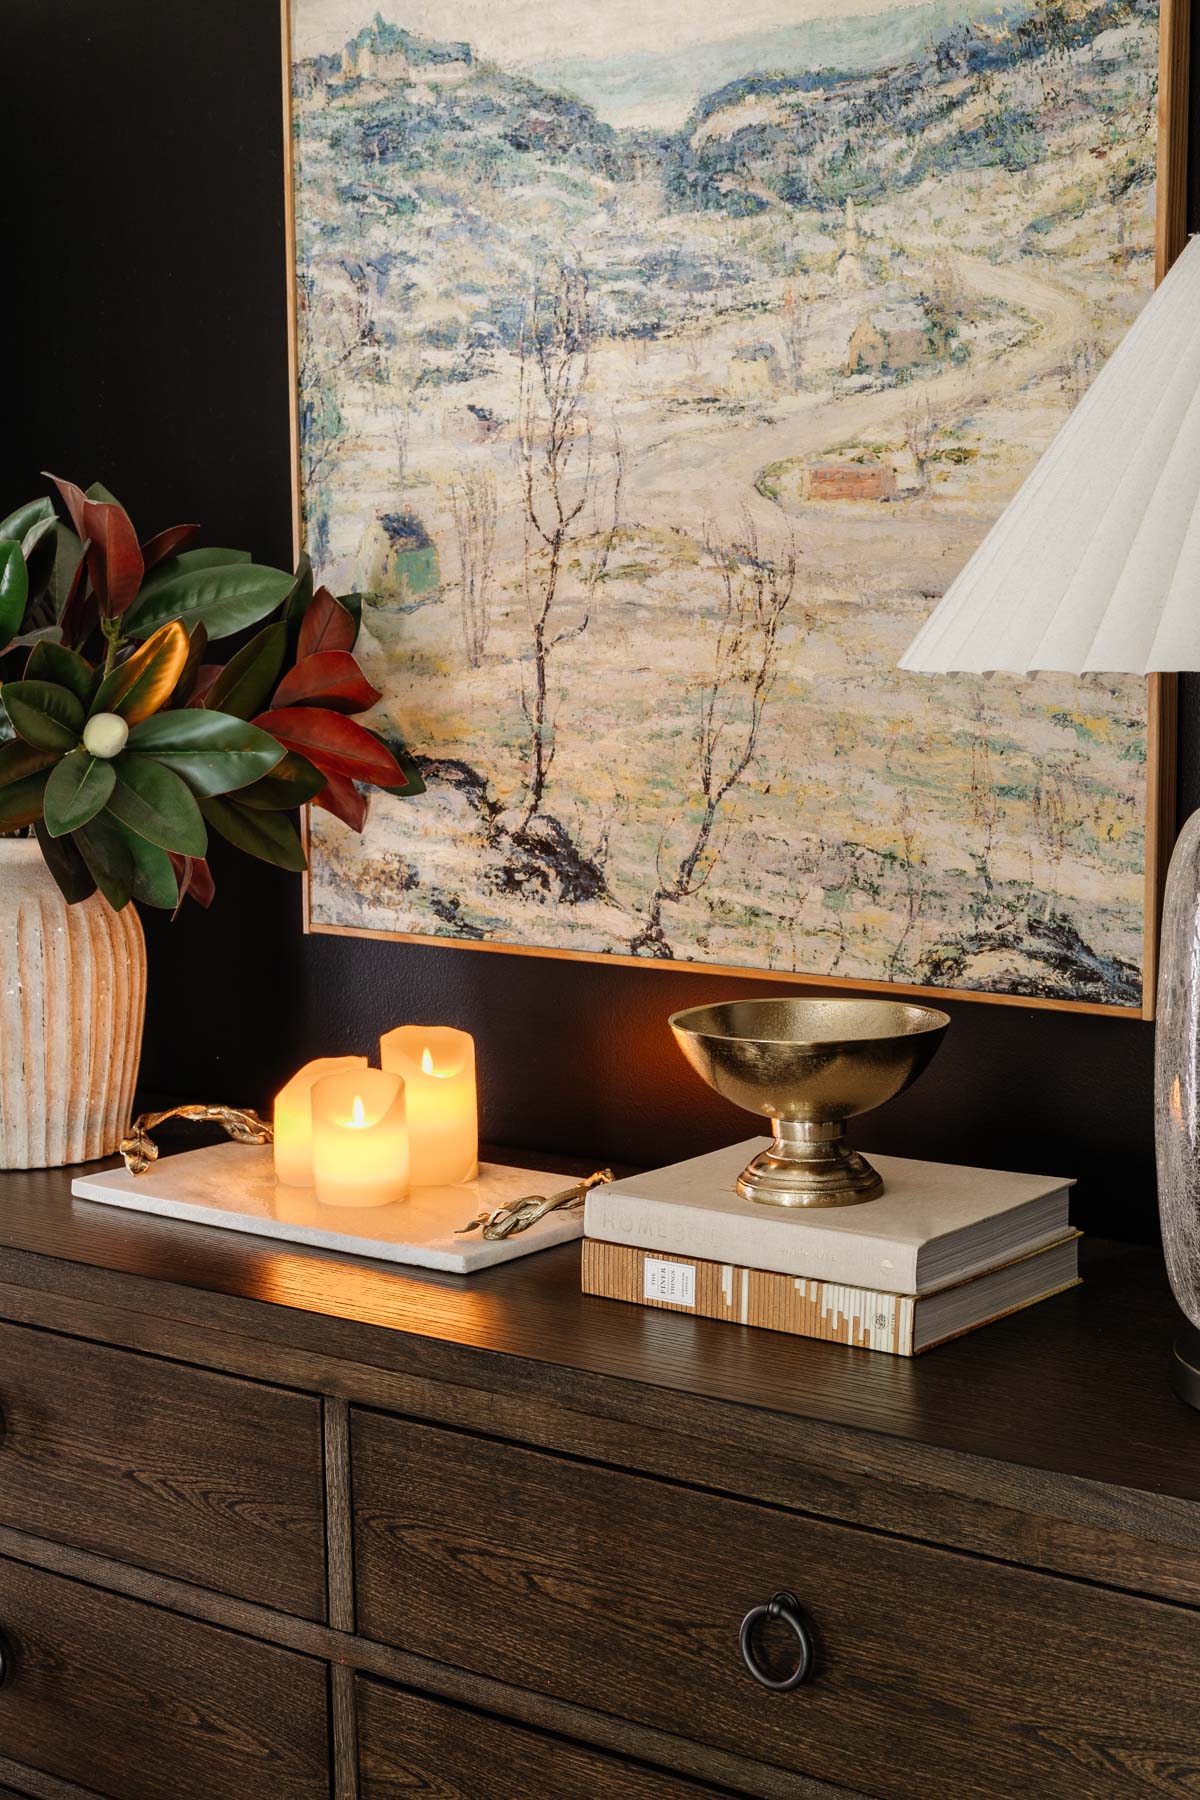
[900,234,1200,676]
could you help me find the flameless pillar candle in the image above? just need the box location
[310,1067,409,1208]
[273,1055,368,1187]
[380,1026,478,1186]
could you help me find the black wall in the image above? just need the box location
[6,1,1198,1240]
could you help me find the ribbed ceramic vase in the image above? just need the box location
[0,838,146,1169]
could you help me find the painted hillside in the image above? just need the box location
[291,0,1158,1005]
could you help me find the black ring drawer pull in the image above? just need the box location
[739,1590,814,1691]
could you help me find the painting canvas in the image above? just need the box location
[286,0,1169,1012]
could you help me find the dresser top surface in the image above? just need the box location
[1,1154,1197,1506]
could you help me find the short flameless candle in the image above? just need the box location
[380,1026,478,1187]
[274,1055,368,1187]
[310,1067,409,1209]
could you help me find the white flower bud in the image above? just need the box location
[82,712,130,759]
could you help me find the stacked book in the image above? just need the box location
[582,1141,1079,1356]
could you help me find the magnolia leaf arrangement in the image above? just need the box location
[0,476,421,913]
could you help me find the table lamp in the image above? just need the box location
[900,233,1200,1407]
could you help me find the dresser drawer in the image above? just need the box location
[0,1556,328,1799]
[353,1412,1200,1799]
[0,1321,326,1618]
[357,1676,719,1798]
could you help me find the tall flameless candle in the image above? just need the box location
[274,1055,368,1188]
[310,1067,409,1209]
[380,1026,478,1187]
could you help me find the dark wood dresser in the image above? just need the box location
[0,1161,1198,1799]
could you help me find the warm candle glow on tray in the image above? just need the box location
[381,1026,478,1187]
[273,1056,368,1189]
[310,1066,409,1208]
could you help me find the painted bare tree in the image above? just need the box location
[903,395,940,494]
[632,511,798,957]
[780,288,811,394]
[967,687,1003,905]
[888,792,929,977]
[451,469,497,667]
[516,261,623,830]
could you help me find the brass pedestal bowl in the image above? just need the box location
[669,997,950,1208]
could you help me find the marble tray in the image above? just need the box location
[71,1141,585,1273]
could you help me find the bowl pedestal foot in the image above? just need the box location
[736,1120,883,1209]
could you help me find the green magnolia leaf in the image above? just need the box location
[43,748,116,837]
[203,622,287,720]
[132,545,253,605]
[0,540,29,647]
[0,768,51,831]
[34,819,97,904]
[84,481,125,508]
[21,516,59,601]
[74,813,134,910]
[0,680,84,751]
[106,754,208,855]
[199,795,307,871]
[25,641,97,708]
[108,820,179,909]
[123,561,296,642]
[0,736,58,786]
[125,708,284,796]
[237,750,325,811]
[0,498,54,541]
[47,525,85,620]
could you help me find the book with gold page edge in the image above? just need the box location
[582,1233,1082,1356]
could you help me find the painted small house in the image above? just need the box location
[801,457,897,501]
[846,303,939,374]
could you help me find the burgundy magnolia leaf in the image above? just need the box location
[297,586,356,659]
[140,522,201,573]
[312,772,369,832]
[272,650,381,715]
[186,664,222,707]
[168,853,217,913]
[45,472,89,541]
[252,706,404,787]
[83,498,144,617]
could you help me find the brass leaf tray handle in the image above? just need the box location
[119,1105,274,1176]
[457,1170,614,1239]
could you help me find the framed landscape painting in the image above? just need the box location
[283,0,1185,1016]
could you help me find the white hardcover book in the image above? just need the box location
[584,1141,1074,1296]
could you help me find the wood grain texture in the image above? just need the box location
[357,1679,732,1799]
[0,1320,327,1620]
[331,1661,358,1800]
[0,1556,329,1800]
[2,1163,1200,1604]
[2,1165,1195,1506]
[0,1519,858,1800]
[0,1760,102,1800]
[324,1396,355,1632]
[353,1412,1200,1800]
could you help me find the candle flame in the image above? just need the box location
[351,1095,366,1127]
[421,1047,435,1076]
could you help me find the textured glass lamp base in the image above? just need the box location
[1172,1323,1200,1411]
[1155,808,1200,1383]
